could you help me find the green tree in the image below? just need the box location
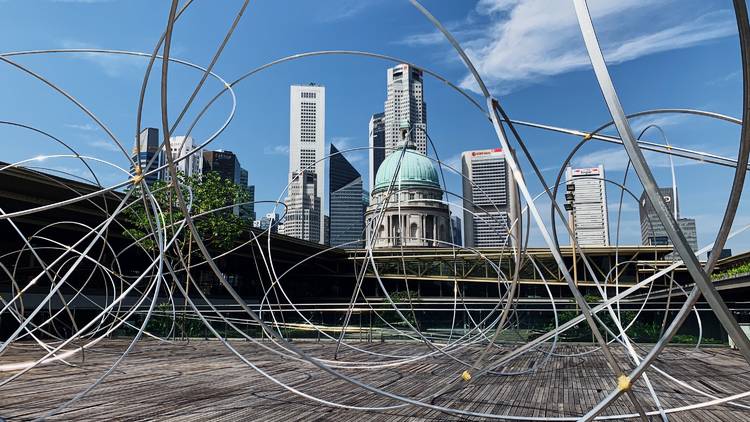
[123,171,251,258]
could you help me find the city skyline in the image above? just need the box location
[1,0,746,254]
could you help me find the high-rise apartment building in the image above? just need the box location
[640,187,699,252]
[285,171,321,243]
[168,136,201,177]
[461,148,511,248]
[132,127,163,185]
[565,166,610,246]
[289,84,325,243]
[329,144,364,249]
[368,112,385,192]
[384,64,426,157]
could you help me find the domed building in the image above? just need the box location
[365,142,450,248]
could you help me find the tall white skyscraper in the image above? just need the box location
[285,171,321,244]
[168,135,201,177]
[461,148,511,248]
[384,64,426,157]
[565,166,610,246]
[289,84,325,243]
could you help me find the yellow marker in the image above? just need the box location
[617,374,631,391]
[583,133,593,141]
[461,370,471,382]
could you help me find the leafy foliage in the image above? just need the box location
[122,171,251,256]
[711,261,750,280]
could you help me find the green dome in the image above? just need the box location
[374,147,440,192]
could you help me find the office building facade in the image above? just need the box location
[289,84,325,243]
[565,166,610,246]
[461,148,511,248]
[451,215,463,247]
[640,186,699,252]
[202,150,241,184]
[285,171,321,243]
[132,127,163,184]
[239,168,255,221]
[368,112,386,192]
[168,136,201,177]
[329,144,364,248]
[384,64,427,157]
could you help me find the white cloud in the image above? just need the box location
[88,139,121,152]
[573,146,703,172]
[61,40,144,77]
[403,0,735,93]
[66,123,97,131]
[263,145,289,155]
[319,1,370,22]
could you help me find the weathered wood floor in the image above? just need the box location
[1,339,750,421]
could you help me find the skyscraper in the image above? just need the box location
[461,148,511,248]
[239,167,255,221]
[289,84,325,243]
[202,150,241,184]
[168,135,201,177]
[451,215,463,247]
[368,112,385,192]
[565,166,610,246]
[640,187,699,252]
[640,187,678,247]
[285,171,321,243]
[329,144,364,249]
[202,149,242,216]
[132,127,163,185]
[384,64,426,157]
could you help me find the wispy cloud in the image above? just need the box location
[263,145,289,155]
[402,0,736,94]
[318,1,370,22]
[573,146,703,172]
[88,139,121,152]
[66,122,98,131]
[61,40,143,77]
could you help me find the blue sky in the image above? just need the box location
[1,0,748,254]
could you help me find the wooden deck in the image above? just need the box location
[2,339,750,421]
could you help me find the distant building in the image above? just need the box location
[257,213,279,233]
[384,64,427,157]
[132,128,163,184]
[289,84,326,243]
[324,215,330,246]
[366,141,449,248]
[451,215,462,247]
[202,150,241,184]
[707,248,733,260]
[640,186,699,253]
[168,136,201,177]
[368,112,386,192]
[285,171,321,243]
[329,144,364,249]
[239,167,255,221]
[565,166,610,246]
[461,148,511,248]
[678,217,699,253]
